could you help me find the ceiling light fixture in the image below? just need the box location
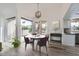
[35,3,41,18]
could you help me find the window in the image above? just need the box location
[21,19,32,35]
[34,21,47,34]
[41,21,47,33]
[71,20,79,31]
[7,17,16,42]
[35,22,39,33]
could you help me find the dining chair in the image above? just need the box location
[24,36,33,50]
[36,36,49,55]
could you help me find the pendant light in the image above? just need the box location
[35,3,41,18]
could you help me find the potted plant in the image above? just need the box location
[0,42,2,51]
[12,37,21,48]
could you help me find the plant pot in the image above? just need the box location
[0,42,2,51]
[13,43,20,48]
[12,38,21,48]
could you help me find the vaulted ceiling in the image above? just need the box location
[64,3,79,20]
[0,3,70,20]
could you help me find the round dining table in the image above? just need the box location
[25,34,45,50]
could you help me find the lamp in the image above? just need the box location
[35,3,41,18]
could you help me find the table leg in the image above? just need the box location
[32,39,34,51]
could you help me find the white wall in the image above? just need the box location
[0,3,17,18]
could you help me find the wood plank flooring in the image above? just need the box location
[0,42,79,56]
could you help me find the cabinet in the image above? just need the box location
[50,33,62,43]
[75,34,79,44]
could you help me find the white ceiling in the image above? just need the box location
[0,3,70,20]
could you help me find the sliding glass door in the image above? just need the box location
[4,17,16,43]
[7,19,16,42]
[21,18,33,36]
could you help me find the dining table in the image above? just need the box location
[25,34,45,50]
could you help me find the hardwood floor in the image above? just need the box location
[0,42,79,56]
